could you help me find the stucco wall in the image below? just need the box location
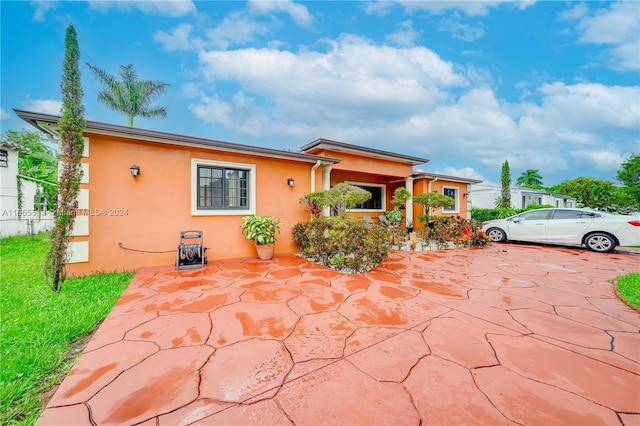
[66,133,317,276]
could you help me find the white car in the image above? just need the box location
[482,208,640,253]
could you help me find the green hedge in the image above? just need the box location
[292,216,392,272]
[471,204,555,222]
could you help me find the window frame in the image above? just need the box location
[191,158,256,216]
[345,180,386,212]
[442,186,459,213]
[0,149,8,168]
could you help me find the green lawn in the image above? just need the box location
[618,273,640,309]
[0,233,133,425]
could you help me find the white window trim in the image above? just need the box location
[442,185,460,213]
[345,180,386,212]
[191,158,256,216]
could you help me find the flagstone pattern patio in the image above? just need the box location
[38,244,639,425]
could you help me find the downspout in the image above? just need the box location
[427,176,438,192]
[310,160,321,192]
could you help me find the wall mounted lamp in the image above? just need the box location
[130,164,140,178]
[287,177,295,187]
[464,192,469,198]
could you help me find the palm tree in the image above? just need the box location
[516,169,543,187]
[86,63,170,126]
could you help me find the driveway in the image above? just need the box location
[38,244,639,425]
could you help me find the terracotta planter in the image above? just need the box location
[255,243,275,260]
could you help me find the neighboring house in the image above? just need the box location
[0,140,54,237]
[470,184,577,209]
[16,109,479,276]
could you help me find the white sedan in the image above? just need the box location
[482,208,640,253]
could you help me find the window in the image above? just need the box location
[0,149,7,168]
[346,181,385,211]
[191,159,256,216]
[442,187,459,212]
[516,210,551,221]
[552,209,600,219]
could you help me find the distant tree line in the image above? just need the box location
[502,154,639,213]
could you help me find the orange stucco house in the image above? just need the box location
[16,109,481,276]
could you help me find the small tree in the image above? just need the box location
[498,160,511,209]
[318,183,371,218]
[3,129,58,209]
[391,187,412,210]
[45,24,85,291]
[298,191,325,220]
[556,177,615,209]
[413,192,454,238]
[617,153,640,208]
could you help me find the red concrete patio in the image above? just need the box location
[38,244,639,425]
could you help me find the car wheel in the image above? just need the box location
[486,227,507,242]
[584,233,616,253]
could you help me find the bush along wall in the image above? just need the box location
[471,204,555,222]
[292,216,392,273]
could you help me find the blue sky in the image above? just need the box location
[1,1,638,187]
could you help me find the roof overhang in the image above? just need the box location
[0,140,31,154]
[14,109,340,166]
[300,138,428,166]
[413,172,483,184]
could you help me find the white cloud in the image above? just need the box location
[194,35,467,136]
[386,20,420,47]
[0,108,9,120]
[31,0,58,21]
[398,0,535,16]
[563,2,640,71]
[154,23,203,52]
[570,149,626,171]
[434,167,486,181]
[248,0,313,27]
[155,14,271,51]
[25,99,62,115]
[206,12,270,49]
[360,1,396,17]
[437,12,485,42]
[87,0,196,17]
[186,34,637,180]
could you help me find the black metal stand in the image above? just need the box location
[176,230,208,270]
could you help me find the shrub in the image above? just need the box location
[427,216,489,249]
[299,191,324,219]
[292,216,392,272]
[471,204,554,222]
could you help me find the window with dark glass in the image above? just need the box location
[443,187,458,211]
[197,166,249,209]
[353,185,383,210]
[0,149,8,168]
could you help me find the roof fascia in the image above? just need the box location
[14,109,340,165]
[413,172,483,184]
[300,138,428,166]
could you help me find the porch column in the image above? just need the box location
[322,166,332,217]
[405,177,414,225]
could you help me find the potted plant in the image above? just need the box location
[406,220,414,233]
[240,215,282,260]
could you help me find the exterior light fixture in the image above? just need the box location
[464,192,469,198]
[130,164,140,178]
[287,177,295,187]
